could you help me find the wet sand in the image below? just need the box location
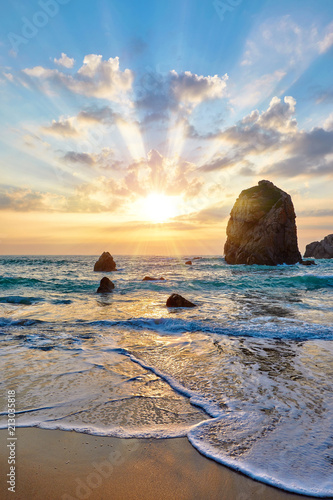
[0,428,321,500]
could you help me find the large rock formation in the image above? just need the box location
[304,234,333,259]
[224,180,302,266]
[94,252,117,272]
[97,277,115,293]
[166,294,196,308]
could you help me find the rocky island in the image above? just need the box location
[224,180,302,265]
[94,252,117,272]
[304,234,333,259]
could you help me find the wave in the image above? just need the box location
[0,276,44,287]
[282,274,333,289]
[0,317,45,327]
[0,296,44,305]
[86,317,333,340]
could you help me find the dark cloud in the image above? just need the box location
[77,106,119,124]
[63,152,95,165]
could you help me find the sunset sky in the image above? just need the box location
[1,0,333,255]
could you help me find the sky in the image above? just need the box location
[0,0,333,255]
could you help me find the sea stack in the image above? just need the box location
[97,277,115,293]
[304,234,333,259]
[94,252,117,272]
[224,180,302,266]
[166,294,196,308]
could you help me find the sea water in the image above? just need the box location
[0,256,332,497]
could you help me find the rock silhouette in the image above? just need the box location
[94,252,117,272]
[97,277,115,293]
[142,276,165,281]
[185,261,192,265]
[224,180,302,266]
[304,234,333,259]
[166,294,196,308]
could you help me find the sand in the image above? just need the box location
[0,428,321,500]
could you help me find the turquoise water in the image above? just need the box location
[0,256,332,496]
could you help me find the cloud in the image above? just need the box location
[169,70,228,104]
[23,55,133,101]
[257,96,297,132]
[135,69,228,123]
[41,118,79,137]
[235,16,333,108]
[0,187,48,211]
[186,95,333,180]
[77,106,118,124]
[199,153,245,173]
[298,208,333,217]
[174,202,230,225]
[0,183,127,214]
[230,70,286,108]
[63,148,122,170]
[262,156,333,179]
[54,53,75,68]
[323,113,333,131]
[318,23,333,53]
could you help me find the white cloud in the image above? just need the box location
[258,96,297,132]
[23,54,133,101]
[323,112,333,131]
[54,53,75,68]
[318,23,333,53]
[231,70,286,108]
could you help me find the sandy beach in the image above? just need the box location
[0,428,322,500]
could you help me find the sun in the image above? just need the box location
[142,193,178,223]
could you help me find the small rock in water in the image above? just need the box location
[301,260,317,266]
[94,252,117,272]
[185,260,192,265]
[142,276,165,281]
[166,293,196,308]
[193,257,202,260]
[97,277,115,293]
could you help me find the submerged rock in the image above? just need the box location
[94,252,117,272]
[166,293,196,308]
[193,257,202,260]
[224,180,302,266]
[142,276,165,281]
[301,260,317,266]
[97,277,115,293]
[185,261,192,265]
[304,234,333,259]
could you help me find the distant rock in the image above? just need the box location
[185,261,192,265]
[94,252,117,272]
[304,234,333,259]
[97,277,115,293]
[193,257,202,260]
[142,276,165,281]
[301,260,317,266]
[224,180,302,266]
[166,293,196,308]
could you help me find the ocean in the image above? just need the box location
[0,255,332,497]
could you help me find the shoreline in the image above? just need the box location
[0,428,322,500]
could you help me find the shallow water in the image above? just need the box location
[0,256,332,496]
